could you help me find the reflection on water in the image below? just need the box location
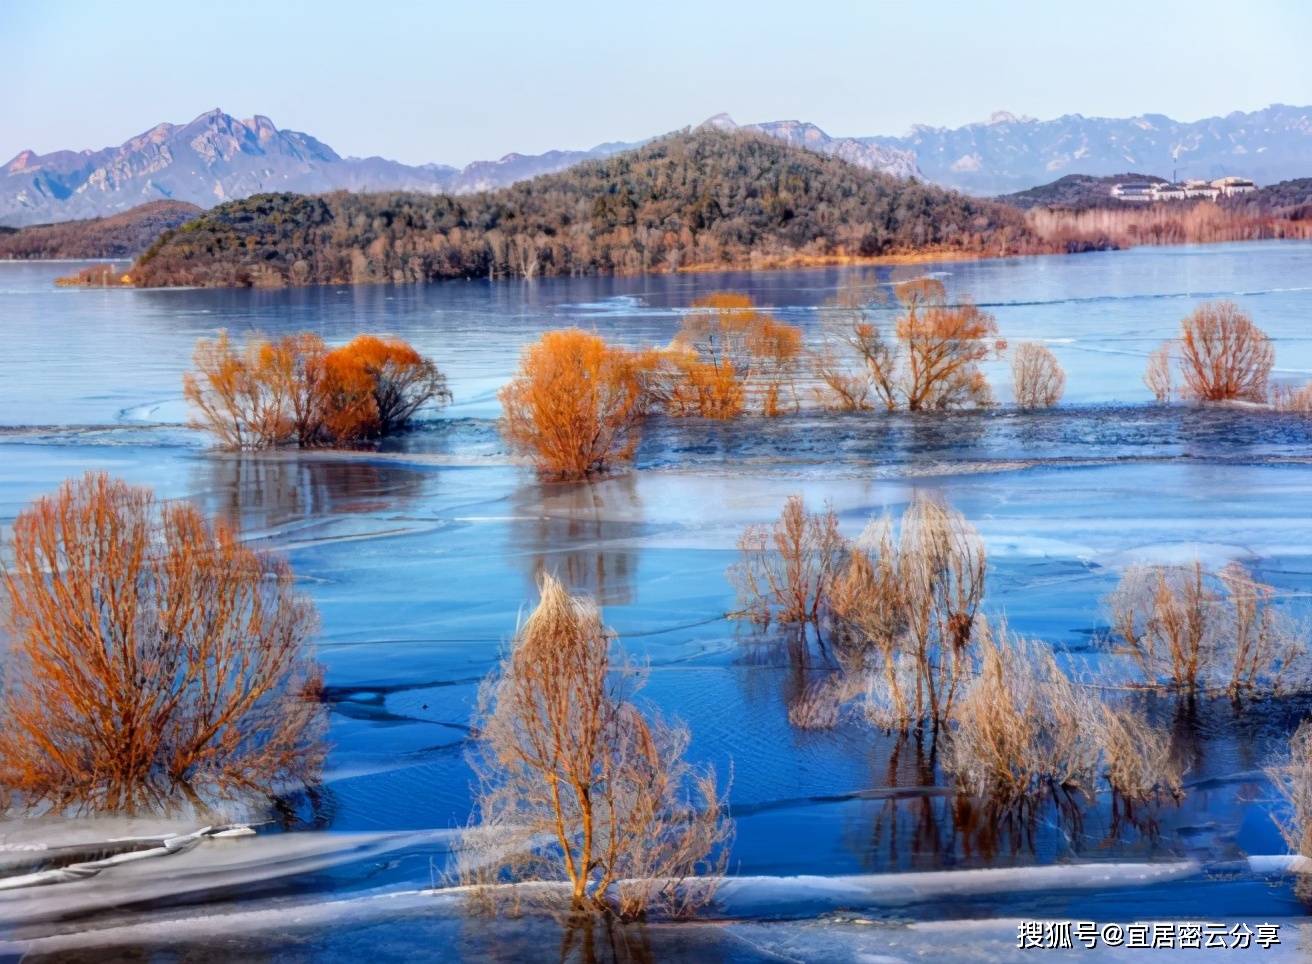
[191,455,432,535]
[510,474,643,606]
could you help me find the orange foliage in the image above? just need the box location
[1175,301,1274,402]
[813,280,1001,411]
[499,329,651,480]
[895,279,1004,410]
[0,473,325,813]
[664,292,803,418]
[184,331,449,448]
[660,348,746,419]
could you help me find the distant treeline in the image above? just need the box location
[0,201,201,260]
[1027,200,1312,250]
[82,130,1049,288]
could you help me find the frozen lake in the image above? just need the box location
[3,243,1312,959]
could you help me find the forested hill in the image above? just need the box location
[118,130,1046,288]
[1000,174,1164,211]
[0,201,201,259]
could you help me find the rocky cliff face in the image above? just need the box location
[0,110,451,225]
[705,114,923,180]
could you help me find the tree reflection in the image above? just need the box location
[193,455,430,533]
[511,474,642,606]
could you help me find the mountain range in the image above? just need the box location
[4,104,1311,226]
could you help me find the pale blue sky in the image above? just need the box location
[3,0,1309,166]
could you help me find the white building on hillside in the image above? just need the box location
[1184,180,1221,200]
[1211,176,1257,197]
[1150,183,1187,201]
[1111,182,1157,203]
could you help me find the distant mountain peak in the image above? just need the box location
[4,103,1309,226]
[700,113,739,131]
[986,110,1036,126]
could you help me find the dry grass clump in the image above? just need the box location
[942,623,1184,807]
[1143,301,1274,404]
[185,330,449,448]
[1108,560,1304,694]
[1267,721,1312,859]
[0,472,325,814]
[1272,381,1312,414]
[813,279,1004,412]
[499,329,652,481]
[1144,343,1174,402]
[730,495,846,627]
[656,292,804,418]
[1011,342,1065,408]
[462,574,730,920]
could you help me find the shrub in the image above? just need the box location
[1011,342,1065,408]
[462,575,730,919]
[324,335,452,437]
[499,329,651,480]
[943,623,1183,806]
[1268,721,1312,859]
[184,330,449,448]
[736,492,986,729]
[730,495,846,627]
[1144,344,1174,402]
[0,473,324,814]
[1108,560,1303,693]
[1272,381,1312,414]
[1176,301,1274,402]
[942,624,1101,802]
[658,346,746,419]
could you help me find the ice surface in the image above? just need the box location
[5,244,1312,955]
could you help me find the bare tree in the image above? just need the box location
[0,473,324,814]
[1176,301,1274,401]
[1144,344,1174,402]
[811,279,1003,412]
[730,496,847,627]
[1268,721,1312,858]
[1011,342,1065,408]
[462,575,730,920]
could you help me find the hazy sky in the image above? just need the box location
[3,0,1309,166]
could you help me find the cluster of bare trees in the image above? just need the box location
[731,493,986,730]
[185,331,450,448]
[1108,560,1305,695]
[459,575,730,920]
[502,287,1069,481]
[943,624,1182,807]
[0,473,325,814]
[728,493,1312,818]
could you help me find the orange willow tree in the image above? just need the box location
[0,473,325,813]
[661,293,804,418]
[462,575,729,919]
[1177,301,1274,402]
[184,331,450,448]
[499,328,652,480]
[815,279,1004,411]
